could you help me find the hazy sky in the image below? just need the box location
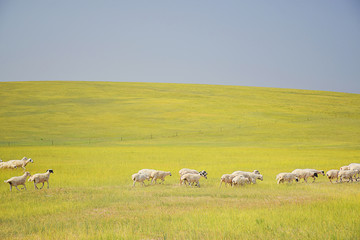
[1,1,359,93]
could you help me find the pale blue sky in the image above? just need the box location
[1,1,360,93]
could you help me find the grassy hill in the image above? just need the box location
[1,81,359,147]
[0,81,360,239]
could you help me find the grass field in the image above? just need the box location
[0,81,360,239]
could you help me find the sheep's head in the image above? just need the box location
[258,174,263,181]
[253,170,260,174]
[28,158,34,163]
[295,177,299,182]
[199,170,207,179]
[47,169,54,174]
[313,172,318,178]
[25,171,31,177]
[168,172,172,176]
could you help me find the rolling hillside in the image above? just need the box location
[1,81,359,147]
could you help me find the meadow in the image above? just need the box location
[0,81,360,239]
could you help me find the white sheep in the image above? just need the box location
[0,161,18,169]
[326,170,339,183]
[231,171,253,183]
[151,171,172,184]
[138,169,156,181]
[131,173,148,187]
[303,169,325,183]
[179,168,208,185]
[4,171,31,191]
[7,157,34,170]
[28,169,54,189]
[219,174,237,187]
[180,172,207,187]
[291,169,318,183]
[276,173,299,184]
[338,169,359,183]
[340,165,350,171]
[232,175,250,186]
[248,173,263,184]
[348,163,360,181]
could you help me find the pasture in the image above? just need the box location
[0,81,360,239]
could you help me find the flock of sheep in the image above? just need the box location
[0,157,54,191]
[132,164,360,187]
[2,157,359,191]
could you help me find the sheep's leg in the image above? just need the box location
[151,178,155,184]
[9,184,12,192]
[47,181,49,189]
[304,177,308,183]
[23,184,27,190]
[142,181,145,187]
[34,182,39,189]
[219,180,223,188]
[329,178,333,184]
[15,186,20,191]
[40,182,45,189]
[312,177,316,183]
[132,181,136,187]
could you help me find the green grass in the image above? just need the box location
[0,81,360,239]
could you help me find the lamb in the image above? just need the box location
[151,171,172,184]
[338,169,359,183]
[7,157,34,170]
[131,173,148,187]
[303,169,325,183]
[179,168,208,185]
[4,171,31,191]
[180,171,207,187]
[326,170,339,183]
[219,174,237,187]
[28,169,54,189]
[276,173,299,184]
[248,173,263,184]
[0,161,17,169]
[138,169,156,181]
[232,175,250,186]
[291,169,318,183]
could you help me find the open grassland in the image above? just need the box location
[0,81,360,239]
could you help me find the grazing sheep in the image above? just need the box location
[179,168,208,185]
[326,170,340,183]
[232,175,250,186]
[138,169,156,181]
[248,173,263,184]
[151,171,172,184]
[303,169,325,183]
[180,172,207,187]
[4,171,31,191]
[28,169,54,189]
[7,158,34,170]
[231,171,253,183]
[338,169,359,183]
[219,174,237,187]
[276,173,299,184]
[131,173,148,187]
[0,161,17,169]
[291,169,318,183]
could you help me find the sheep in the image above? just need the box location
[151,171,172,184]
[338,169,359,183]
[232,175,250,186]
[179,168,208,185]
[28,169,54,189]
[4,171,31,191]
[291,169,318,183]
[231,171,253,183]
[340,165,350,171]
[7,157,34,170]
[248,173,263,184]
[219,174,237,187]
[131,173,148,187]
[326,170,339,183]
[303,169,325,183]
[348,163,360,181]
[138,169,158,182]
[232,170,260,175]
[180,171,207,187]
[276,173,299,184]
[0,161,18,169]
